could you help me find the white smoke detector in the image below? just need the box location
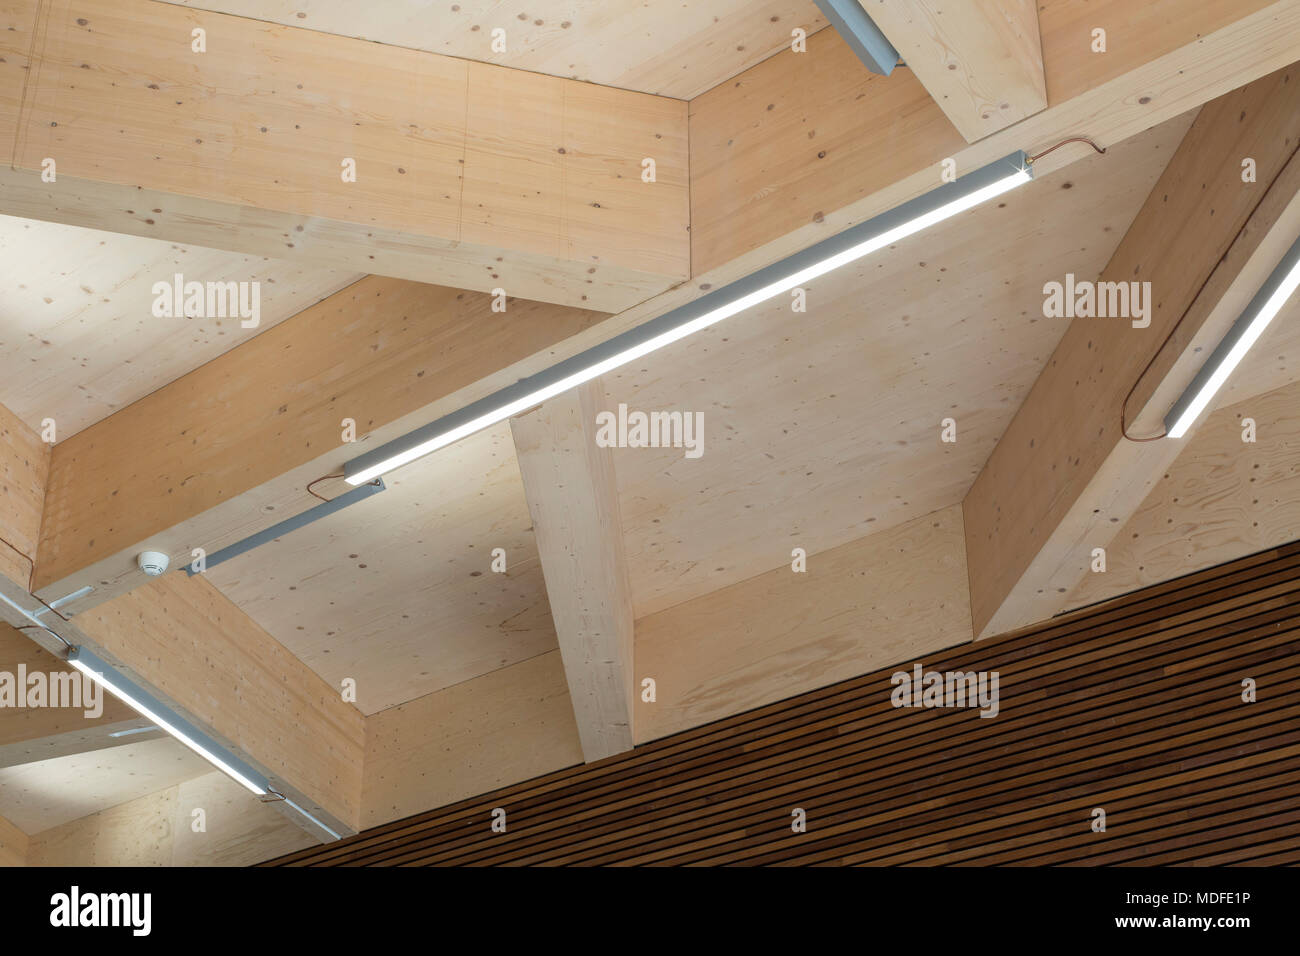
[137,551,170,576]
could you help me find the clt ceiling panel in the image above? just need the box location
[0,216,359,437]
[162,0,827,99]
[1064,362,1300,612]
[0,736,210,833]
[605,111,1194,619]
[205,423,555,716]
[1037,0,1276,105]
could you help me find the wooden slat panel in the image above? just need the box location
[266,542,1300,866]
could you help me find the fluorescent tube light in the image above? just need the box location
[67,646,269,796]
[346,152,1033,485]
[1165,233,1300,439]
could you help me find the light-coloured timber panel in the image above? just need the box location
[28,0,1300,623]
[634,504,970,743]
[8,0,689,311]
[207,424,557,716]
[1013,136,1300,633]
[612,114,1191,618]
[0,0,31,161]
[26,770,315,865]
[511,382,635,762]
[0,812,26,866]
[689,25,963,277]
[1037,0,1276,106]
[0,402,48,588]
[1121,150,1300,441]
[27,785,177,866]
[0,736,209,833]
[688,0,1300,278]
[70,573,366,830]
[0,215,358,437]
[163,0,827,100]
[170,772,317,865]
[0,718,165,769]
[864,0,1047,141]
[362,650,583,828]
[964,66,1300,639]
[33,276,604,607]
[0,621,144,755]
[1066,380,1300,610]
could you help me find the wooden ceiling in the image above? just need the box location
[205,422,556,715]
[0,216,357,436]
[607,112,1193,617]
[187,111,1193,708]
[3,0,1297,861]
[162,0,827,98]
[0,736,209,832]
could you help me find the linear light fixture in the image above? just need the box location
[813,0,901,76]
[1165,233,1300,438]
[66,646,342,841]
[346,151,1033,485]
[67,646,269,795]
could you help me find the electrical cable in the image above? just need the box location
[306,473,345,503]
[15,623,73,650]
[1027,136,1106,164]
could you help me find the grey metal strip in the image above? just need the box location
[813,0,900,76]
[185,478,386,575]
[346,151,1030,483]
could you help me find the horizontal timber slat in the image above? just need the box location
[266,542,1300,866]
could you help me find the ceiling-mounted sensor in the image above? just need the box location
[137,551,170,576]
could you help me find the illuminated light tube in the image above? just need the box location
[1165,234,1300,439]
[67,646,269,796]
[345,152,1033,484]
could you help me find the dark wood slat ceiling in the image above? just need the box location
[266,542,1300,866]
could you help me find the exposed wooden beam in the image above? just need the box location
[26,770,316,866]
[964,66,1300,639]
[0,622,163,768]
[362,651,582,828]
[0,402,48,589]
[29,0,1300,624]
[689,0,1298,278]
[32,277,603,612]
[3,573,367,839]
[1065,376,1300,611]
[510,382,635,762]
[0,0,689,312]
[635,505,970,742]
[862,0,1047,141]
[0,811,25,866]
